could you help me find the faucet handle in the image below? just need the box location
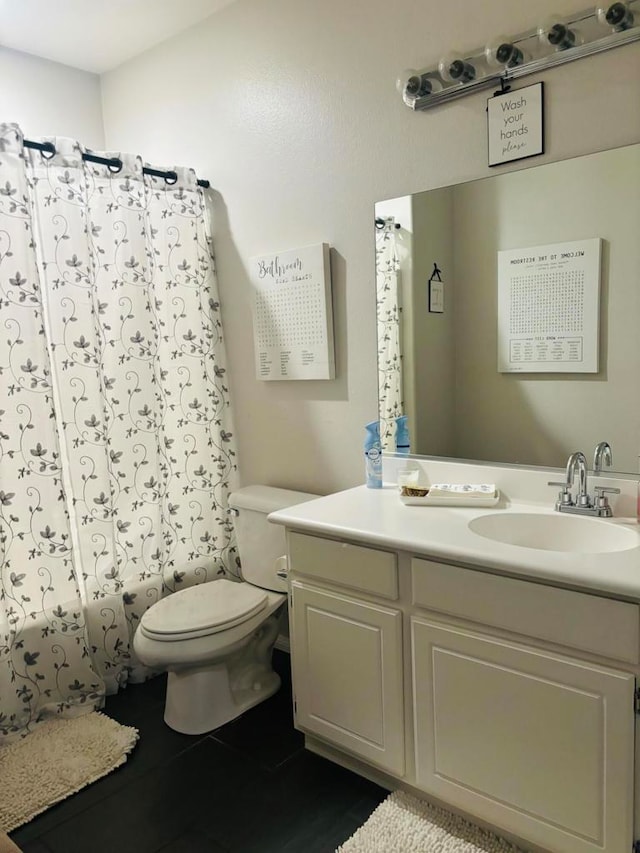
[593,486,620,506]
[593,486,620,516]
[593,486,620,497]
[548,480,573,506]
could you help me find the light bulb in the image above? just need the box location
[485,36,527,68]
[596,2,634,29]
[396,69,438,100]
[438,54,477,84]
[538,16,582,50]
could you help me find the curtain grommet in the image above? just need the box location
[40,142,56,161]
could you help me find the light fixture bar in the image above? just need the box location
[403,2,640,111]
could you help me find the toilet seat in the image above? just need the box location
[139,579,268,642]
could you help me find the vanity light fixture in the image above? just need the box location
[399,0,640,110]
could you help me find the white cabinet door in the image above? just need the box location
[290,580,404,776]
[412,617,635,853]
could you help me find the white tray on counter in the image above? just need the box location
[399,490,501,508]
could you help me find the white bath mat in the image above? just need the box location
[337,791,528,852]
[0,712,138,833]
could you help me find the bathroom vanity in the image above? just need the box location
[269,471,640,853]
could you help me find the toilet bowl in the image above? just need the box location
[133,485,318,734]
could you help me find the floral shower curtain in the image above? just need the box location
[376,221,403,450]
[0,124,237,741]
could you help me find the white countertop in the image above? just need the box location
[269,485,640,601]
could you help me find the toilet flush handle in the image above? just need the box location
[275,554,289,580]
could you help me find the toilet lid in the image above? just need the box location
[140,580,268,641]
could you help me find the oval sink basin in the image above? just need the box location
[468,512,640,554]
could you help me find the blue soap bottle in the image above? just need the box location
[364,421,383,488]
[396,416,410,454]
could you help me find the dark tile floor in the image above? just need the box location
[10,651,387,853]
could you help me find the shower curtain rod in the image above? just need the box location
[375,216,401,230]
[22,138,210,189]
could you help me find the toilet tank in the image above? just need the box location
[228,485,319,593]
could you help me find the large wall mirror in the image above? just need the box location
[375,142,640,474]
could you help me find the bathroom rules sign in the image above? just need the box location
[487,82,544,166]
[249,243,335,380]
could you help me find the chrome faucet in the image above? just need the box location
[593,441,613,474]
[567,451,589,508]
[548,449,620,517]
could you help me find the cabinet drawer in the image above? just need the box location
[289,532,398,599]
[412,557,640,664]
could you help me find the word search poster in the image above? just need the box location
[497,238,601,373]
[250,243,335,380]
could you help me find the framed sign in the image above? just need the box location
[250,243,335,380]
[497,237,601,373]
[487,82,544,167]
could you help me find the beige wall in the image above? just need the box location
[0,47,104,146]
[99,0,640,493]
[7,0,638,493]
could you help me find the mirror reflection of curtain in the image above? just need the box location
[0,123,238,742]
[376,222,403,450]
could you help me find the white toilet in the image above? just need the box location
[133,485,318,734]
